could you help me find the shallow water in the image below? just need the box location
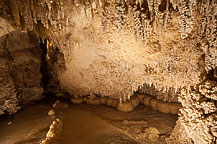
[0,105,54,144]
[0,99,177,144]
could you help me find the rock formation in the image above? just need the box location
[0,0,216,143]
[40,119,63,144]
[0,20,43,114]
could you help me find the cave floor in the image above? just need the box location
[0,98,178,144]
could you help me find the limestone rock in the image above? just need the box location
[156,101,170,114]
[136,94,145,103]
[111,99,119,108]
[130,97,140,108]
[52,100,69,109]
[0,30,43,115]
[177,79,217,144]
[150,99,158,110]
[117,102,134,112]
[86,97,101,105]
[0,2,216,144]
[143,96,152,106]
[168,103,181,115]
[145,127,160,142]
[105,98,113,107]
[100,97,108,104]
[2,0,206,103]
[71,97,84,104]
[48,110,55,116]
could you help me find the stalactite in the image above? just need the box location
[6,0,211,41]
[114,0,127,31]
[177,0,194,39]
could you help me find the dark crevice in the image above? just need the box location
[207,68,217,81]
[159,0,168,13]
[39,39,50,93]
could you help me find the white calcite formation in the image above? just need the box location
[1,0,215,102]
[173,79,217,144]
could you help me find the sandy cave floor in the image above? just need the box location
[0,96,178,144]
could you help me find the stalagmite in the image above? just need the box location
[176,78,217,144]
[117,101,134,112]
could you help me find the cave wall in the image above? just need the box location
[0,24,43,114]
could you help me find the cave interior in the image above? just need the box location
[0,0,216,144]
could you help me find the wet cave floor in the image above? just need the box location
[0,96,178,144]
